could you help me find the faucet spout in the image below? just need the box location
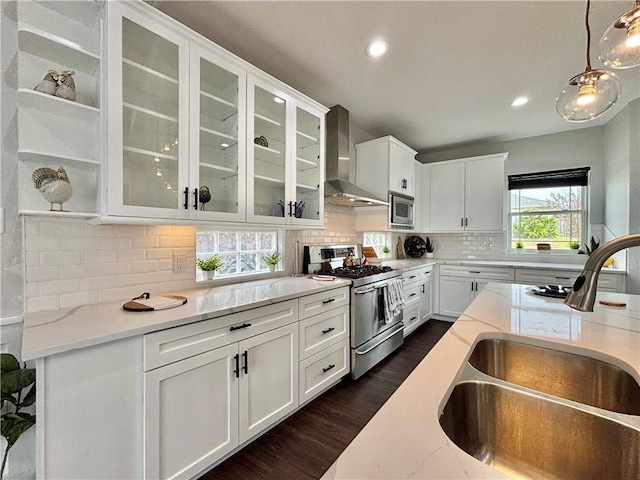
[565,233,640,312]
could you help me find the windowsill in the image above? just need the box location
[195,269,287,286]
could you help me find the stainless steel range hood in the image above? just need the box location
[324,105,388,207]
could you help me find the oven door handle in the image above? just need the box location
[354,322,404,355]
[354,287,375,294]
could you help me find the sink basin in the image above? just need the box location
[468,338,640,415]
[440,381,640,480]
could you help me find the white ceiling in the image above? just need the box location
[158,1,640,154]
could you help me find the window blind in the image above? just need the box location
[508,167,590,190]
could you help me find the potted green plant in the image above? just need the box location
[1,353,36,479]
[516,241,524,250]
[261,252,281,272]
[579,236,600,255]
[196,254,222,280]
[569,241,580,252]
[425,237,435,259]
[381,246,390,258]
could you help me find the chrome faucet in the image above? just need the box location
[565,233,640,312]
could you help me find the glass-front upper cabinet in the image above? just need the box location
[293,104,324,226]
[107,3,190,219]
[247,77,289,223]
[189,45,246,222]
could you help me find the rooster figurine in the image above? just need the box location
[32,166,73,211]
[199,185,211,210]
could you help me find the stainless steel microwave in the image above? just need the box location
[389,191,414,229]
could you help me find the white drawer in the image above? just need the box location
[298,286,350,320]
[515,269,578,286]
[440,264,515,282]
[402,269,422,284]
[515,268,623,292]
[403,304,421,333]
[299,305,349,360]
[299,338,349,404]
[144,299,298,371]
[403,282,421,308]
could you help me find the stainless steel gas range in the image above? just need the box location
[303,244,404,379]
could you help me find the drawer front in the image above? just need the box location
[299,305,349,360]
[403,283,421,308]
[299,338,349,404]
[144,299,298,371]
[298,286,349,320]
[403,304,421,334]
[402,268,422,284]
[515,269,578,286]
[515,268,622,292]
[441,264,514,282]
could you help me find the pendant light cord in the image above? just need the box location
[585,0,592,70]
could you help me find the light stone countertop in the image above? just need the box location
[21,276,351,361]
[322,283,640,479]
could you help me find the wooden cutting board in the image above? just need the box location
[362,246,378,259]
[123,294,187,312]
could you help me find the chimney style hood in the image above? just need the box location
[324,105,388,207]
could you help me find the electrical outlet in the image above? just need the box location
[174,253,186,271]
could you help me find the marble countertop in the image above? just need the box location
[21,276,351,361]
[322,283,639,479]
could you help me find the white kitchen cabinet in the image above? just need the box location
[144,344,239,480]
[429,153,507,232]
[415,162,431,232]
[438,265,515,317]
[355,136,418,200]
[247,76,325,226]
[402,266,433,336]
[420,266,434,323]
[299,337,349,405]
[16,0,103,215]
[103,1,327,225]
[143,301,299,479]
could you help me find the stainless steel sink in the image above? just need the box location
[440,381,640,480]
[468,338,640,415]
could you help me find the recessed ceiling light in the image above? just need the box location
[221,143,230,148]
[274,96,285,104]
[510,96,530,107]
[365,40,389,58]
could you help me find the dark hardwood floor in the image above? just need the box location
[200,320,452,480]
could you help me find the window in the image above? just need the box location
[508,167,589,251]
[363,232,389,257]
[196,229,281,280]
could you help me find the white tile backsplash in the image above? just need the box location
[24,217,198,313]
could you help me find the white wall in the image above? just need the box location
[417,127,606,224]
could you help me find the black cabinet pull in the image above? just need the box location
[288,201,293,217]
[242,351,248,374]
[461,218,464,227]
[409,293,417,297]
[322,364,335,373]
[193,188,199,210]
[555,276,571,280]
[322,327,335,334]
[469,271,481,274]
[229,323,251,331]
[233,353,240,378]
[410,316,417,321]
[183,187,189,209]
[322,298,335,304]
[465,217,469,227]
[470,282,474,292]
[421,285,425,294]
[410,275,417,279]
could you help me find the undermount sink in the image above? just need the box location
[440,381,640,480]
[469,338,640,415]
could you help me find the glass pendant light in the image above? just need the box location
[556,0,621,122]
[599,0,640,69]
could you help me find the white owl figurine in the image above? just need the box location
[34,70,59,96]
[54,70,76,101]
[32,166,73,211]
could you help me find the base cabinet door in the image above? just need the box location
[238,323,298,444]
[439,276,474,317]
[420,276,433,323]
[144,344,239,480]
